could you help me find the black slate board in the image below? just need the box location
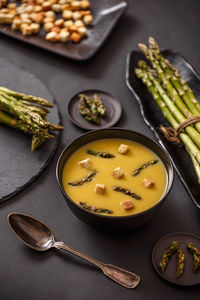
[0,0,128,60]
[0,58,60,202]
[126,50,200,208]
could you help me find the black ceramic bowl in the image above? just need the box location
[56,128,174,231]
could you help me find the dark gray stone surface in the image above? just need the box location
[0,0,200,299]
[0,58,60,202]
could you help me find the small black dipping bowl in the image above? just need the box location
[56,128,174,231]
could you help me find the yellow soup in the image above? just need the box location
[62,139,167,217]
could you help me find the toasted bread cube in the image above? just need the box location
[74,20,84,27]
[52,3,62,12]
[43,16,54,23]
[94,184,106,195]
[35,0,44,5]
[70,32,81,42]
[62,9,72,19]
[83,14,92,25]
[80,10,90,16]
[72,11,81,20]
[22,18,32,24]
[55,18,64,27]
[0,13,14,24]
[77,26,87,36]
[59,29,70,42]
[58,0,69,4]
[43,21,54,32]
[64,19,73,27]
[12,18,22,30]
[45,31,59,41]
[71,1,81,9]
[7,3,17,9]
[30,22,40,33]
[42,1,52,10]
[21,24,33,35]
[30,12,44,23]
[51,26,61,33]
[25,5,34,13]
[112,167,124,179]
[143,177,155,188]
[45,10,56,18]
[78,158,91,169]
[68,24,77,32]
[20,13,30,20]
[0,8,9,13]
[121,200,134,211]
[81,0,90,9]
[34,5,43,12]
[118,144,129,155]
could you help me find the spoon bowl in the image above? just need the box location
[8,213,54,251]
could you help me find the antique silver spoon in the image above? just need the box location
[8,212,140,289]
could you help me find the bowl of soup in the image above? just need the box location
[56,128,174,230]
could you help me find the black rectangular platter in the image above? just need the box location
[0,0,128,60]
[126,49,200,208]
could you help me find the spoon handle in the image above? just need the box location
[54,242,140,289]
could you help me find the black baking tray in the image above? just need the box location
[0,0,128,60]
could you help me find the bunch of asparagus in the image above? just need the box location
[0,86,64,151]
[134,37,200,183]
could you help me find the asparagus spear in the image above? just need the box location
[0,86,53,107]
[132,159,158,176]
[159,241,179,273]
[68,170,97,186]
[20,101,50,118]
[79,202,113,214]
[150,42,200,113]
[0,110,32,134]
[149,37,200,119]
[176,249,184,278]
[31,134,47,152]
[93,94,107,117]
[113,186,141,200]
[78,96,100,124]
[87,149,115,158]
[187,242,200,256]
[79,94,99,117]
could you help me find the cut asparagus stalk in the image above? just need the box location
[132,159,158,176]
[79,202,113,214]
[113,186,141,200]
[87,149,115,158]
[176,249,184,278]
[68,170,97,186]
[159,241,179,273]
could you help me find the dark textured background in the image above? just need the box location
[0,0,200,299]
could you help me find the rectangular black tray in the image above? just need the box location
[0,0,128,60]
[126,49,200,208]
